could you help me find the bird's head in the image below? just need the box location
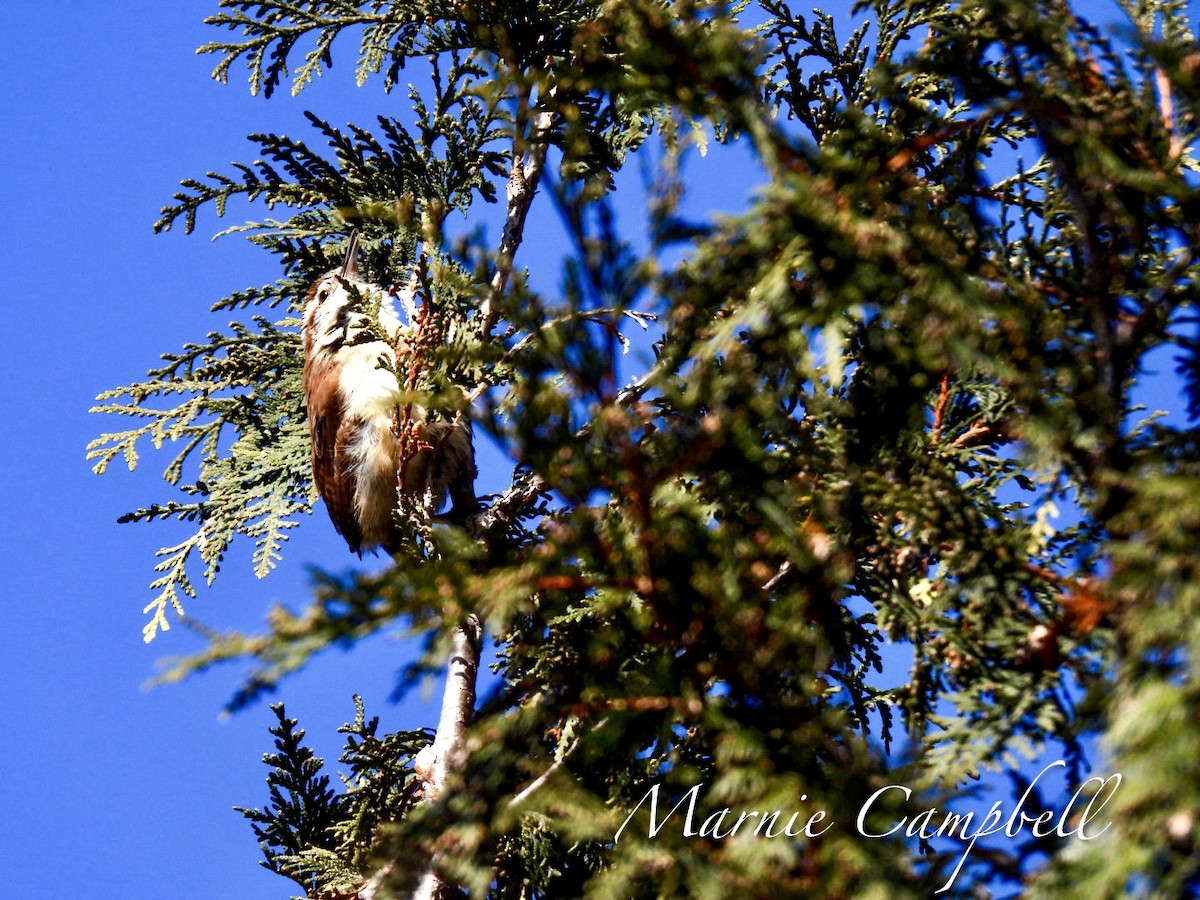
[303,231,403,352]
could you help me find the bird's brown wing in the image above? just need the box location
[304,355,363,553]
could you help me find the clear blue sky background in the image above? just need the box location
[0,2,1189,899]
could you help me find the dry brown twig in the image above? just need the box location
[1156,66,1183,160]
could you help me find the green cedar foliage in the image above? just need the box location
[238,700,430,897]
[90,0,1200,895]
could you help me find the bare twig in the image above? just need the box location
[479,98,557,340]
[951,420,997,449]
[763,559,794,592]
[1156,66,1182,160]
[396,264,421,323]
[470,469,551,536]
[508,719,593,808]
[931,373,952,442]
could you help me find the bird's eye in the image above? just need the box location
[317,285,331,302]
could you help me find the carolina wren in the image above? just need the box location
[301,232,475,554]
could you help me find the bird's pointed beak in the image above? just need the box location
[340,229,361,279]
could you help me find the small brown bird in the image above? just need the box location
[301,232,475,554]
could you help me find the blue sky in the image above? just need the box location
[0,2,1191,899]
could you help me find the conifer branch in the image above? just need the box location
[200,2,427,98]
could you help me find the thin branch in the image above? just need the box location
[763,559,794,592]
[1156,66,1182,160]
[951,420,998,449]
[469,468,551,535]
[479,95,558,340]
[508,720,591,808]
[930,373,952,442]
